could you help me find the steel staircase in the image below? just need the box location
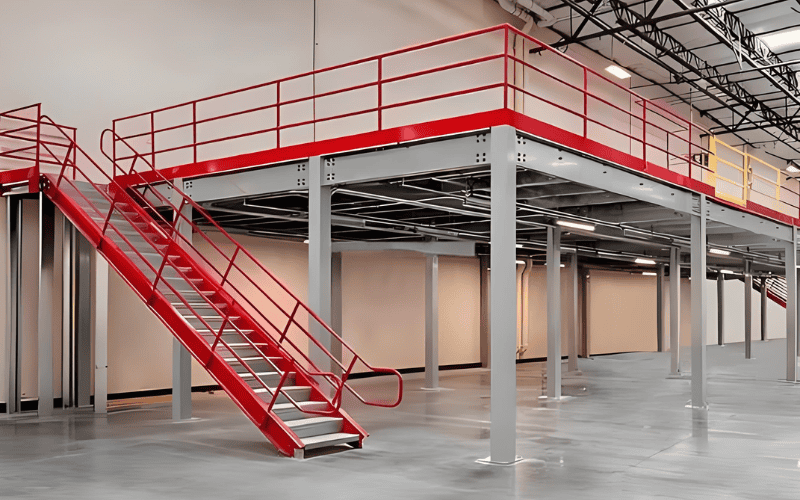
[30,113,402,458]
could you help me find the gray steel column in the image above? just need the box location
[37,195,55,416]
[717,272,725,346]
[786,229,798,382]
[546,226,562,399]
[308,155,333,375]
[331,252,343,377]
[760,276,768,342]
[656,264,664,352]
[172,189,192,420]
[61,215,72,407]
[94,254,109,414]
[479,254,490,368]
[567,252,579,372]
[5,197,21,414]
[75,230,92,408]
[424,254,439,389]
[489,125,517,464]
[691,195,707,408]
[669,247,681,376]
[744,261,752,359]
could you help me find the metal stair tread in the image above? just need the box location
[254,385,309,394]
[239,371,279,379]
[301,432,361,450]
[285,416,342,428]
[224,355,279,363]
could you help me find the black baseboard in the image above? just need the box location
[347,361,483,379]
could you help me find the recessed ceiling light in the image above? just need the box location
[516,260,526,265]
[635,258,656,265]
[516,243,524,248]
[605,65,632,79]
[556,220,595,231]
[642,272,657,276]
[709,248,731,256]
[720,270,734,275]
[760,29,800,50]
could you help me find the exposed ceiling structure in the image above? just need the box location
[522,0,800,165]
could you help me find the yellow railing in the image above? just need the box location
[709,136,799,217]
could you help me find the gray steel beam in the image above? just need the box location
[717,272,725,346]
[691,195,708,408]
[183,160,309,202]
[172,186,192,420]
[331,240,475,257]
[547,226,562,399]
[480,254,490,369]
[331,252,343,378]
[308,156,333,377]
[568,252,579,372]
[424,254,439,389]
[38,195,54,416]
[670,247,681,376]
[94,253,108,414]
[488,125,518,464]
[786,229,798,382]
[744,261,753,360]
[761,276,768,342]
[657,264,665,353]
[322,133,489,186]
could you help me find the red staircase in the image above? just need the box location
[4,107,402,458]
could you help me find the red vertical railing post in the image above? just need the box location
[642,101,647,167]
[192,102,197,164]
[377,57,383,131]
[688,121,693,180]
[583,68,588,138]
[276,82,281,148]
[112,120,118,178]
[35,104,41,182]
[503,26,509,109]
[150,113,156,171]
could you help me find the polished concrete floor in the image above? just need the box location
[2,340,800,499]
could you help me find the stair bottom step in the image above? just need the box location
[301,432,361,451]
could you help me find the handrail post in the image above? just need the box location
[279,302,301,344]
[267,370,290,412]
[276,82,281,148]
[377,57,383,131]
[192,102,197,164]
[503,27,509,109]
[220,246,240,288]
[150,113,156,170]
[210,316,231,353]
[642,101,647,166]
[35,104,41,181]
[583,68,588,138]
[112,121,117,178]
[689,121,693,181]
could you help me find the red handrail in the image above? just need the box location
[103,128,403,409]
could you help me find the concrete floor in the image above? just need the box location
[2,340,800,499]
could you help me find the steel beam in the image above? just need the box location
[331,240,475,257]
[547,226,562,399]
[670,247,681,376]
[182,160,309,202]
[308,156,333,377]
[568,252,579,372]
[786,229,798,382]
[761,276,768,342]
[488,125,518,464]
[691,195,707,408]
[744,261,753,359]
[37,195,54,416]
[424,254,439,389]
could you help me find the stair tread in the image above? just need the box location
[272,401,326,411]
[301,432,360,450]
[285,416,342,428]
[224,356,280,363]
[254,385,309,394]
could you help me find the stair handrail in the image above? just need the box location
[40,116,348,419]
[101,128,403,409]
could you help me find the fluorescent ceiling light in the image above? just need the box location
[303,239,309,243]
[709,248,731,256]
[516,243,524,248]
[719,270,734,275]
[556,220,596,232]
[787,163,800,173]
[516,260,526,265]
[642,272,657,276]
[760,29,800,51]
[634,258,656,265]
[605,65,632,79]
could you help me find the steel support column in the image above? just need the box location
[744,261,752,359]
[786,229,798,382]
[691,195,707,408]
[547,227,562,399]
[75,228,92,408]
[5,197,21,414]
[760,277,768,342]
[308,156,333,376]
[669,247,681,376]
[480,254,490,369]
[37,195,55,416]
[94,254,108,414]
[717,272,725,346]
[424,254,439,389]
[488,125,518,464]
[567,252,579,372]
[656,264,665,352]
[172,186,192,420]
[331,252,343,377]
